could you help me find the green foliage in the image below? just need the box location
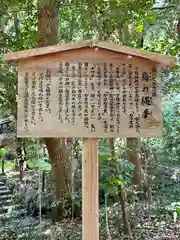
[176,206,180,217]
[144,4,179,56]
[146,93,180,164]
[28,157,51,170]
[99,139,134,199]
[0,148,14,172]
[161,201,180,218]
[24,139,51,170]
[0,148,8,155]
[170,202,180,217]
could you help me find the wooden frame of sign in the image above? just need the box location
[4,40,176,240]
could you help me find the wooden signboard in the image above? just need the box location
[15,47,165,138]
[4,41,176,240]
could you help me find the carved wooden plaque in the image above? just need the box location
[17,49,162,137]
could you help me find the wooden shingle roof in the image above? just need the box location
[4,40,176,67]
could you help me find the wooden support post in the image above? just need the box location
[1,158,5,175]
[82,138,99,240]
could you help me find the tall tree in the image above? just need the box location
[109,138,132,236]
[38,0,72,215]
[120,22,143,185]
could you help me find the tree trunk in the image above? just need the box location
[121,23,143,186]
[177,18,180,41]
[16,138,23,181]
[127,138,142,185]
[109,139,132,238]
[141,144,153,208]
[118,184,132,238]
[44,138,71,200]
[1,158,5,175]
[109,138,115,158]
[38,0,72,214]
[105,192,112,240]
[42,170,45,192]
[22,140,29,170]
[37,0,59,47]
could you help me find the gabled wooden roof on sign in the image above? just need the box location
[4,40,176,67]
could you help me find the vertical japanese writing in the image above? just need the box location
[135,114,140,133]
[109,63,114,91]
[71,80,76,125]
[115,65,120,91]
[65,79,70,122]
[58,62,63,75]
[77,63,82,118]
[122,64,127,115]
[141,69,153,130]
[115,94,120,133]
[128,64,134,129]
[134,67,140,132]
[152,68,157,97]
[31,72,36,125]
[128,64,133,109]
[57,62,64,123]
[129,112,134,129]
[45,69,51,113]
[115,64,120,133]
[134,67,139,113]
[109,93,114,131]
[103,63,109,133]
[84,93,89,129]
[38,73,44,122]
[141,71,150,106]
[141,69,153,134]
[104,63,108,86]
[19,60,161,137]
[103,91,109,133]
[104,120,108,133]
[90,93,96,119]
[84,63,89,128]
[84,62,88,89]
[90,63,95,90]
[64,62,70,122]
[71,64,76,124]
[89,63,96,133]
[109,63,115,132]
[97,64,101,120]
[72,64,76,77]
[58,62,64,123]
[103,92,108,116]
[78,62,82,78]
[58,77,63,122]
[24,72,29,131]
[65,62,70,77]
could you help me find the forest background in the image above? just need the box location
[0,0,179,239]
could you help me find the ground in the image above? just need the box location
[0,160,180,239]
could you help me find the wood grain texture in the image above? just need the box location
[4,40,176,67]
[82,138,99,240]
[94,41,176,67]
[17,54,162,138]
[17,48,154,68]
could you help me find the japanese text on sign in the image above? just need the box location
[18,61,162,137]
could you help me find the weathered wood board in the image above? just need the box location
[17,48,162,137]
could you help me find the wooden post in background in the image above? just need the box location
[82,138,99,240]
